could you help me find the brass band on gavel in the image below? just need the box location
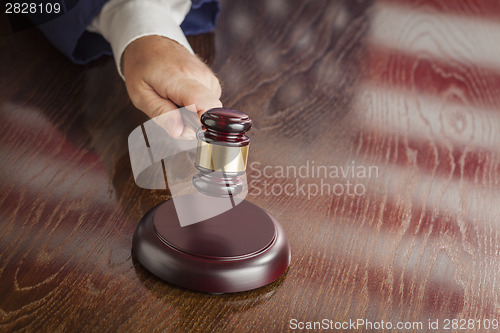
[195,140,249,173]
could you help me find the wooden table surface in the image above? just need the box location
[1,0,500,332]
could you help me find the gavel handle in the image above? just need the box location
[221,170,236,207]
[179,106,203,132]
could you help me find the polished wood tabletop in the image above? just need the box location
[1,0,500,332]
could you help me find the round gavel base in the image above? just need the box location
[132,198,291,294]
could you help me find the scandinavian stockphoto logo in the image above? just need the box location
[248,160,379,199]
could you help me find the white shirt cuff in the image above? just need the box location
[88,0,193,80]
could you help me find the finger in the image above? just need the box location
[129,84,185,137]
[198,71,222,99]
[193,55,222,97]
[209,75,222,98]
[178,126,197,140]
[126,81,175,116]
[164,77,223,113]
[153,108,184,138]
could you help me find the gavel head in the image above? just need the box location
[199,108,252,146]
[193,108,253,197]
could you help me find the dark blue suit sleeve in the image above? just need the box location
[181,0,220,35]
[38,0,220,65]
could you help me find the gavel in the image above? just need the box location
[133,108,291,294]
[192,108,251,197]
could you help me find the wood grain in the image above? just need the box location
[1,0,500,331]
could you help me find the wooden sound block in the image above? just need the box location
[132,197,291,294]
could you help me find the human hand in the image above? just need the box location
[122,35,222,137]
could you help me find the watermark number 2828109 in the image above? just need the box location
[5,2,61,14]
